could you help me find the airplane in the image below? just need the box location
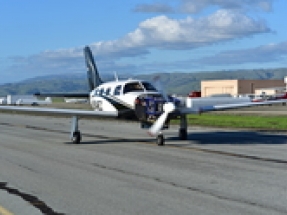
[1,46,287,146]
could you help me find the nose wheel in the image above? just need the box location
[156,133,165,146]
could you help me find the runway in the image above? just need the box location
[0,113,286,215]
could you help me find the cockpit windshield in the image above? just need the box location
[142,82,157,91]
[123,82,144,94]
[123,81,158,94]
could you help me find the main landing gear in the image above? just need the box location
[72,131,82,144]
[71,116,81,144]
[69,114,188,145]
[179,128,187,140]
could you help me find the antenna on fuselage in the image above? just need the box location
[114,71,119,81]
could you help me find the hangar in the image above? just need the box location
[201,79,285,97]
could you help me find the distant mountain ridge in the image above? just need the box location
[1,68,287,96]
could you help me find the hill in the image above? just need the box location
[1,68,287,96]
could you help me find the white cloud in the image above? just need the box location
[133,3,174,13]
[195,41,287,66]
[134,0,274,14]
[123,41,287,72]
[5,40,287,81]
[4,10,274,78]
[87,11,270,57]
[180,0,274,13]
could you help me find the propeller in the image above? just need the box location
[148,102,175,136]
[148,75,177,136]
[153,76,169,102]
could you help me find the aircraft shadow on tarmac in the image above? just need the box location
[64,137,152,145]
[65,131,287,145]
[169,131,287,145]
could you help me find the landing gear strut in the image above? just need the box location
[179,114,188,140]
[179,128,187,140]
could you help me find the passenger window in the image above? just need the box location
[99,88,105,95]
[106,88,111,95]
[114,85,122,95]
[94,89,100,96]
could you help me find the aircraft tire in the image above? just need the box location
[179,128,187,140]
[72,131,82,144]
[157,134,165,146]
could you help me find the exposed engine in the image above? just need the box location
[134,95,180,129]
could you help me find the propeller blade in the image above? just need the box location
[148,102,175,136]
[148,112,169,136]
[153,76,169,102]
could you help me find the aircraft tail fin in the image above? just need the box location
[84,46,103,91]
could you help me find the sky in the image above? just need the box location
[1,0,287,83]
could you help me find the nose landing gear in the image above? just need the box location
[156,133,165,146]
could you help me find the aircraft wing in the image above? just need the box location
[0,106,118,117]
[34,92,90,98]
[179,99,287,114]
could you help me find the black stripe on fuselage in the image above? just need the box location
[100,95,133,111]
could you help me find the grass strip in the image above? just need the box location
[172,113,287,130]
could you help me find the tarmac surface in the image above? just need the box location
[0,113,286,215]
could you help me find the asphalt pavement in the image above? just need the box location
[0,113,286,215]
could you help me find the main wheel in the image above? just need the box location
[157,134,165,146]
[179,128,187,140]
[72,131,82,144]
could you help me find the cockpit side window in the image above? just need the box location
[123,82,144,94]
[114,85,122,95]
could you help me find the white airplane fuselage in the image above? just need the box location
[89,79,162,112]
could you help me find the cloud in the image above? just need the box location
[180,0,274,13]
[133,3,174,13]
[122,40,287,73]
[195,41,287,66]
[133,0,274,14]
[88,10,270,55]
[4,10,272,78]
[26,10,269,63]
[4,40,287,83]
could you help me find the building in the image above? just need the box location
[5,95,52,105]
[255,87,285,96]
[201,79,285,97]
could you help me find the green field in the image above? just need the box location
[171,113,287,131]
